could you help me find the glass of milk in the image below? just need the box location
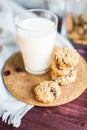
[15,9,58,75]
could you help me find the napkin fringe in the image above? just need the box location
[0,107,21,127]
[0,105,33,127]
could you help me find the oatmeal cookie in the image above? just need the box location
[80,14,87,23]
[74,16,80,25]
[68,31,81,40]
[52,47,79,67]
[51,61,75,76]
[34,81,61,103]
[66,13,74,32]
[51,70,76,86]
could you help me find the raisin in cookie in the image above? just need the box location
[52,47,79,67]
[51,61,75,76]
[51,70,76,86]
[34,81,61,103]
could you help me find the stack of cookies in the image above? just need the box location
[51,47,79,85]
[34,47,79,103]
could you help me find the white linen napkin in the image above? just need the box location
[0,44,33,127]
[0,34,73,127]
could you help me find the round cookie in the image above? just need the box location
[80,14,87,23]
[74,16,80,24]
[51,61,75,76]
[51,70,76,86]
[52,47,79,67]
[34,81,61,103]
[68,31,81,40]
[66,13,74,32]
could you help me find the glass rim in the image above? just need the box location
[14,9,58,32]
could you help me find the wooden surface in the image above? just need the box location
[1,90,87,130]
[3,51,87,107]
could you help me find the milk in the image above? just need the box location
[17,18,57,74]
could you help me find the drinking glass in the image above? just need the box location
[15,9,58,75]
